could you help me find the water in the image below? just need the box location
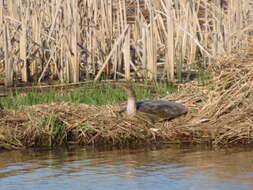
[0,146,253,190]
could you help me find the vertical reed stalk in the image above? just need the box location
[20,7,28,82]
[123,28,130,80]
[70,0,79,83]
[164,0,174,80]
[4,23,13,87]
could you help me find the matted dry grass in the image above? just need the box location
[1,52,253,150]
[167,49,253,146]
[0,102,173,150]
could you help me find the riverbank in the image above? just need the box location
[1,53,253,150]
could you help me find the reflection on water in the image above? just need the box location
[0,146,253,190]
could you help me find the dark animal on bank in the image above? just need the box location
[121,86,187,122]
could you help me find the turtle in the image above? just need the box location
[121,86,187,122]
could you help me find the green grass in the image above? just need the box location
[0,82,176,110]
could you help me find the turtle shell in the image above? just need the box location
[136,100,187,120]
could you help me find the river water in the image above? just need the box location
[0,146,253,190]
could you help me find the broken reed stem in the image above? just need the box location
[95,25,129,81]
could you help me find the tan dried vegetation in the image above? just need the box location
[0,0,252,85]
[1,48,253,149]
[0,0,253,150]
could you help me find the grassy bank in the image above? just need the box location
[0,82,176,110]
[0,82,178,150]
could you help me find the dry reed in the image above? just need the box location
[0,0,252,85]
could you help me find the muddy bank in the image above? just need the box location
[1,54,253,150]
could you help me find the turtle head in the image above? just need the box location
[122,86,136,116]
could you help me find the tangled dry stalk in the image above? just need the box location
[169,48,253,146]
[1,0,253,85]
[0,51,253,150]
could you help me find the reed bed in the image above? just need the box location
[1,48,253,150]
[0,0,252,86]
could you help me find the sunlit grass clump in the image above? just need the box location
[0,83,176,110]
